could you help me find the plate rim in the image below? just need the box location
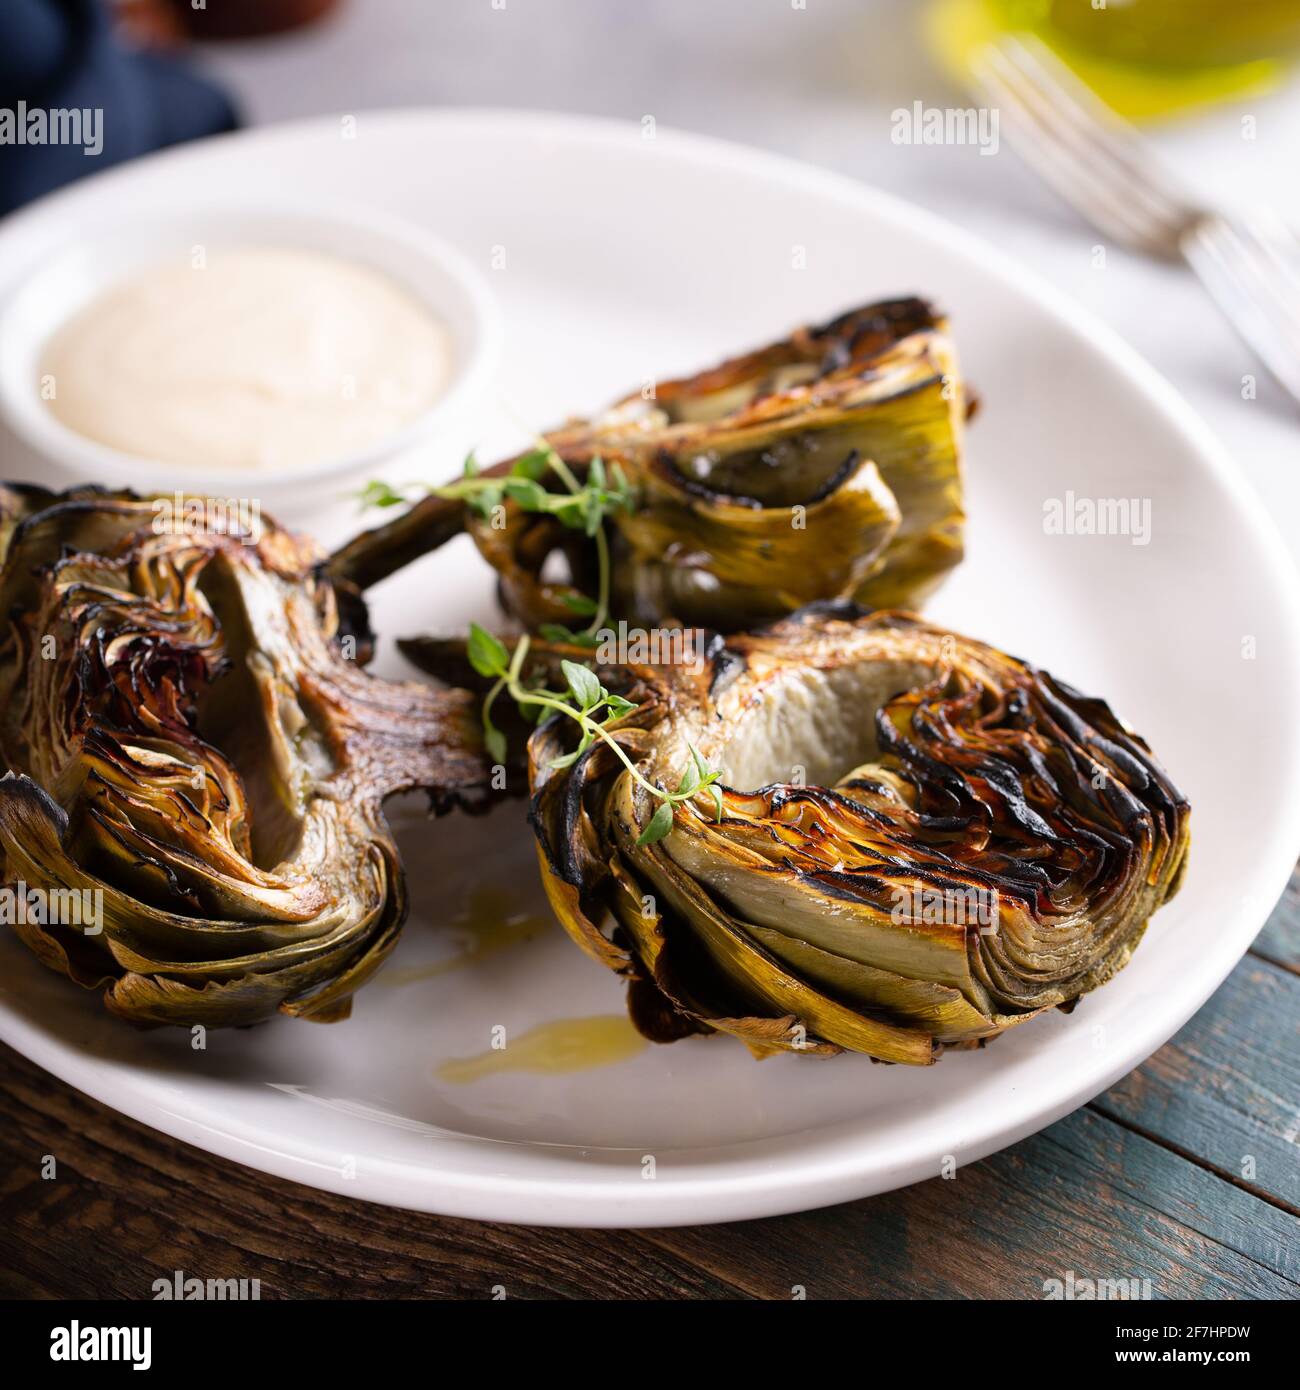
[1,106,1298,1228]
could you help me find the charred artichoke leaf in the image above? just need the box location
[0,485,490,1027]
[329,298,968,632]
[527,602,1189,1063]
[602,299,966,624]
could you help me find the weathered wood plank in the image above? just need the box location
[646,1107,1298,1299]
[0,1043,739,1300]
[1093,956,1300,1211]
[5,994,1297,1299]
[1252,861,1300,972]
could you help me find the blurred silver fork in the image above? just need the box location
[971,33,1300,409]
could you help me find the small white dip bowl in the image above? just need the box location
[0,201,501,508]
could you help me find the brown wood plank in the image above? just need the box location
[0,1042,738,1300]
[1092,956,1300,1211]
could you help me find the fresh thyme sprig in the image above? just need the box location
[362,443,711,843]
[361,442,635,647]
[466,623,723,847]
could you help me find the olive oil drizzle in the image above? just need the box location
[436,1015,646,1083]
[379,887,549,985]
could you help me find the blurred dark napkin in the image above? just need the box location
[0,0,237,216]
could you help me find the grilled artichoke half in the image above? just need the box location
[330,297,968,630]
[0,486,489,1027]
[527,604,1190,1064]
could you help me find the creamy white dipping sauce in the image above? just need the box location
[40,247,454,471]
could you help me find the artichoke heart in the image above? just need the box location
[330,297,968,631]
[527,603,1190,1063]
[0,485,490,1027]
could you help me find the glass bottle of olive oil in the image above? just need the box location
[928,0,1300,118]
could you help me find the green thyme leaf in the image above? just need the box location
[559,592,599,616]
[504,477,548,509]
[357,480,409,510]
[467,483,504,520]
[561,659,602,711]
[637,800,675,847]
[540,623,600,648]
[511,448,551,481]
[467,624,510,679]
[551,498,587,530]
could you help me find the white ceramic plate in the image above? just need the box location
[0,111,1296,1228]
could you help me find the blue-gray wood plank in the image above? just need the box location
[1095,957,1298,1211]
[647,1106,1295,1298]
[1253,863,1300,972]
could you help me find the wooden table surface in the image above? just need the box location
[2,863,1296,1301]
